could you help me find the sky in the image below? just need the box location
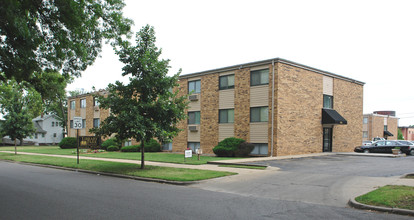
[67,0,414,126]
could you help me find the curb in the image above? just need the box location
[0,159,198,186]
[348,198,414,216]
[207,161,268,168]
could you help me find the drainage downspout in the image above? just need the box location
[271,60,275,157]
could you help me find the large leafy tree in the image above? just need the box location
[0,0,132,95]
[92,25,188,169]
[0,80,36,153]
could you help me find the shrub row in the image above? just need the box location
[120,139,161,152]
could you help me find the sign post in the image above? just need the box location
[73,117,82,164]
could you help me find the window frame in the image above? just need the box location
[250,106,268,122]
[70,100,76,109]
[323,94,333,109]
[93,97,99,107]
[250,69,269,86]
[80,99,86,108]
[70,120,73,128]
[363,117,368,124]
[82,119,86,128]
[188,80,201,94]
[187,142,200,152]
[93,118,100,128]
[188,111,200,124]
[219,109,234,123]
[219,74,235,90]
[250,143,268,155]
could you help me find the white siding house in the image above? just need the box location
[26,114,64,145]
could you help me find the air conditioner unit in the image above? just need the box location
[94,106,99,112]
[188,125,199,132]
[188,94,199,101]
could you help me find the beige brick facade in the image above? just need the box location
[362,113,399,141]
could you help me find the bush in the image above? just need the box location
[101,138,119,150]
[235,142,255,157]
[121,145,140,152]
[213,137,246,157]
[107,145,119,152]
[140,139,161,152]
[59,137,77,149]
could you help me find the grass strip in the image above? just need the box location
[0,146,240,165]
[356,185,414,210]
[0,153,236,182]
[218,164,267,170]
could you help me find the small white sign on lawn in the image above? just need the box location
[185,150,192,158]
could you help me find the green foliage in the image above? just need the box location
[121,145,140,152]
[59,137,77,149]
[0,0,132,94]
[140,139,161,152]
[213,137,252,157]
[107,145,119,152]
[101,138,120,150]
[398,128,404,140]
[92,25,189,168]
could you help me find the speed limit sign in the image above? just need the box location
[73,117,83,129]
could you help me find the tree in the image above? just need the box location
[398,128,404,140]
[0,0,132,96]
[92,25,188,169]
[0,80,35,153]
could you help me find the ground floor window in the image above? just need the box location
[124,140,132,146]
[162,142,172,151]
[188,142,200,152]
[362,131,368,138]
[251,143,268,155]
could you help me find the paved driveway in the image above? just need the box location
[193,155,414,211]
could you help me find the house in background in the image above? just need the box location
[362,111,398,141]
[399,126,414,141]
[26,114,64,145]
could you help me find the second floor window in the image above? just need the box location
[52,122,54,127]
[93,118,100,128]
[80,99,86,108]
[70,100,75,109]
[219,109,234,123]
[251,106,268,122]
[93,97,99,106]
[188,80,201,94]
[251,69,269,86]
[323,95,333,109]
[188,111,200,124]
[70,120,73,128]
[219,75,234,90]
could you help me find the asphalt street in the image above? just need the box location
[1,155,413,219]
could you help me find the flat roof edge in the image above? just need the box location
[179,58,365,86]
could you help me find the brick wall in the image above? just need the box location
[172,79,189,152]
[275,63,323,156]
[332,79,364,151]
[200,74,219,154]
[387,117,398,140]
[234,68,251,141]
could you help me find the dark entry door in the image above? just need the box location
[323,128,332,152]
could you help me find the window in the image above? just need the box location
[250,69,269,86]
[93,97,99,106]
[384,125,388,131]
[124,140,132,146]
[162,142,173,151]
[35,133,38,139]
[188,142,200,152]
[219,109,234,123]
[188,111,200,124]
[70,120,73,128]
[70,101,75,109]
[219,75,234,90]
[82,119,86,128]
[42,133,45,138]
[363,117,368,124]
[250,107,268,122]
[80,99,86,108]
[363,131,368,138]
[52,122,54,127]
[53,133,56,138]
[93,118,100,128]
[188,80,201,94]
[251,143,268,155]
[323,95,333,109]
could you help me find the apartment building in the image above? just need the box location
[173,58,364,156]
[362,112,398,141]
[67,58,364,156]
[399,126,414,141]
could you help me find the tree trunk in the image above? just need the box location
[14,139,17,155]
[141,141,145,169]
[19,138,23,146]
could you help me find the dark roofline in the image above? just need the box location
[179,58,365,85]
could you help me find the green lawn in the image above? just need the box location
[0,146,239,165]
[356,185,414,210]
[0,153,236,181]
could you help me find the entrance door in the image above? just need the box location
[323,128,332,152]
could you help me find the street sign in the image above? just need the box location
[73,117,82,129]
